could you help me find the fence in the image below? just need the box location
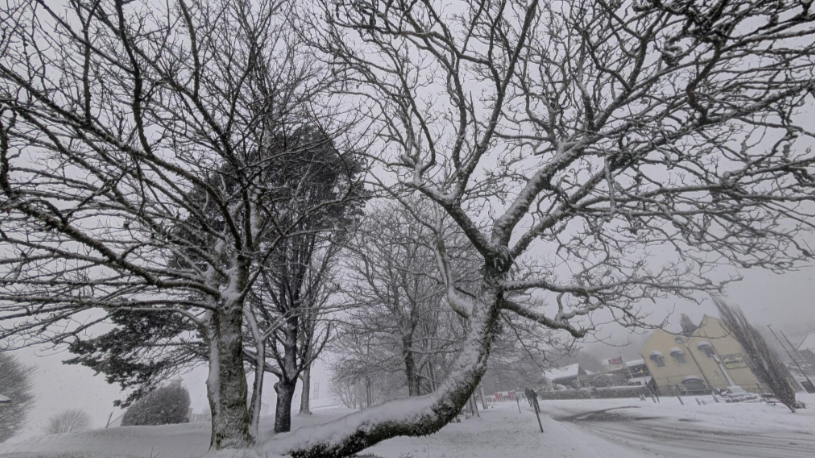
[657,383,767,397]
[536,385,649,401]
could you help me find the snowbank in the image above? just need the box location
[543,392,815,436]
[3,394,812,458]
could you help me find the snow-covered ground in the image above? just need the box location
[2,394,813,458]
[545,393,815,458]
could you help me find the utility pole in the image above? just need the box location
[767,325,811,390]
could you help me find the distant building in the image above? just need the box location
[0,394,10,404]
[591,359,656,392]
[640,316,762,395]
[797,332,815,366]
[541,363,587,389]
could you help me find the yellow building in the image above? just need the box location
[640,316,762,395]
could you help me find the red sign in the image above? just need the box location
[608,357,623,365]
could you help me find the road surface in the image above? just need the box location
[556,406,815,458]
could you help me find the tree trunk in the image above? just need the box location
[248,341,266,441]
[206,308,251,450]
[299,365,312,415]
[281,285,502,458]
[274,377,297,433]
[403,338,420,396]
[274,315,300,433]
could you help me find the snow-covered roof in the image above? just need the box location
[542,363,581,381]
[0,394,10,404]
[670,346,685,355]
[649,350,663,358]
[797,333,815,352]
[697,340,712,348]
[626,359,645,367]
[630,375,653,385]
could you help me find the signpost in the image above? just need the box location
[527,388,544,433]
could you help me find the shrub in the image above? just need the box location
[121,381,190,426]
[45,409,91,434]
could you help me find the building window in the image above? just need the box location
[682,376,707,394]
[649,351,665,368]
[697,341,715,358]
[670,347,687,365]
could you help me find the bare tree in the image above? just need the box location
[713,296,800,412]
[45,409,92,435]
[275,1,815,456]
[241,126,364,435]
[0,0,359,450]
[338,201,472,397]
[0,352,35,443]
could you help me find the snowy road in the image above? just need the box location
[556,405,815,458]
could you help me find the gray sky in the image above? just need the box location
[3,0,815,442]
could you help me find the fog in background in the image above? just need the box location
[8,257,812,438]
[1,0,814,445]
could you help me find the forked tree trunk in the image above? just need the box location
[206,307,252,450]
[274,317,300,433]
[280,285,502,458]
[299,365,312,415]
[274,378,297,433]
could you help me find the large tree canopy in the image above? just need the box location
[273,0,815,456]
[0,0,361,449]
[1,0,814,456]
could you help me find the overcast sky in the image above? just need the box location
[2,0,815,443]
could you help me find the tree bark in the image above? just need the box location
[403,337,421,396]
[299,365,312,415]
[248,341,266,441]
[274,377,297,433]
[282,285,502,458]
[206,308,251,450]
[274,316,300,433]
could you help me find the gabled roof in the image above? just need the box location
[542,363,581,381]
[797,332,815,352]
[0,394,10,404]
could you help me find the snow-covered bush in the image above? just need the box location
[45,409,91,434]
[121,382,190,426]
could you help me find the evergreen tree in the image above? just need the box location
[713,297,799,412]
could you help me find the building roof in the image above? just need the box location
[543,363,581,381]
[626,359,645,367]
[797,332,815,352]
[0,394,10,404]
